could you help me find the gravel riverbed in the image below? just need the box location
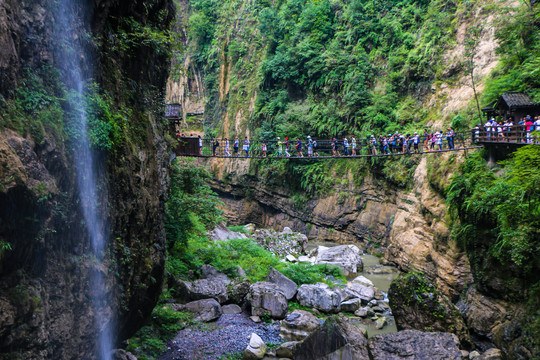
[159,313,282,360]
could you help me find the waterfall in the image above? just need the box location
[55,1,113,359]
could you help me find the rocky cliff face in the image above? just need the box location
[0,0,173,359]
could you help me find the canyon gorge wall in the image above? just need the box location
[0,0,174,358]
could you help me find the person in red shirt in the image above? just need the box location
[525,116,534,143]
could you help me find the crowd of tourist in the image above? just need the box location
[175,113,540,157]
[474,115,540,143]
[176,128,462,158]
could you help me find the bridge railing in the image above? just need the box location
[174,131,477,158]
[473,125,540,144]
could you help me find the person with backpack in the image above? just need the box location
[313,139,319,156]
[284,137,291,157]
[276,137,283,157]
[351,135,357,156]
[343,137,349,156]
[370,135,378,155]
[307,136,314,157]
[331,137,337,156]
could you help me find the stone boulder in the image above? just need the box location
[227,278,251,305]
[199,264,231,285]
[174,277,229,304]
[315,245,363,276]
[294,316,370,360]
[279,310,320,341]
[267,267,297,300]
[368,330,463,360]
[243,333,267,359]
[247,282,288,319]
[297,283,342,313]
[351,275,374,287]
[210,224,247,241]
[181,299,222,322]
[340,298,362,313]
[389,274,472,349]
[346,282,375,303]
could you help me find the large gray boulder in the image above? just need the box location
[181,298,222,322]
[315,245,363,276]
[279,310,321,341]
[174,277,229,304]
[227,278,251,305]
[267,267,298,300]
[340,298,362,313]
[294,316,370,360]
[368,330,463,360]
[247,282,288,319]
[345,282,375,303]
[210,224,247,241]
[297,283,342,313]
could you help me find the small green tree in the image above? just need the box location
[464,25,484,124]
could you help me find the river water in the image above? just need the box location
[307,241,399,337]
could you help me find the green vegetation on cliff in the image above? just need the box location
[447,146,540,349]
[182,0,539,139]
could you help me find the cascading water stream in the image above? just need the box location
[55,1,113,359]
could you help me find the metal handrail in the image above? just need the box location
[174,131,477,158]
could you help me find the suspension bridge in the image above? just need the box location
[172,126,537,160]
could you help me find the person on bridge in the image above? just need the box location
[525,116,534,143]
[313,139,319,156]
[446,128,455,150]
[436,131,443,151]
[225,138,231,156]
[234,137,239,157]
[331,137,337,156]
[413,132,420,153]
[351,135,357,156]
[307,136,314,157]
[198,135,203,155]
[277,137,283,157]
[382,136,389,154]
[423,130,429,152]
[211,137,219,156]
[243,137,250,157]
[284,137,291,157]
[343,137,349,156]
[370,135,378,155]
[534,116,540,143]
[262,141,267,157]
[296,138,303,157]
